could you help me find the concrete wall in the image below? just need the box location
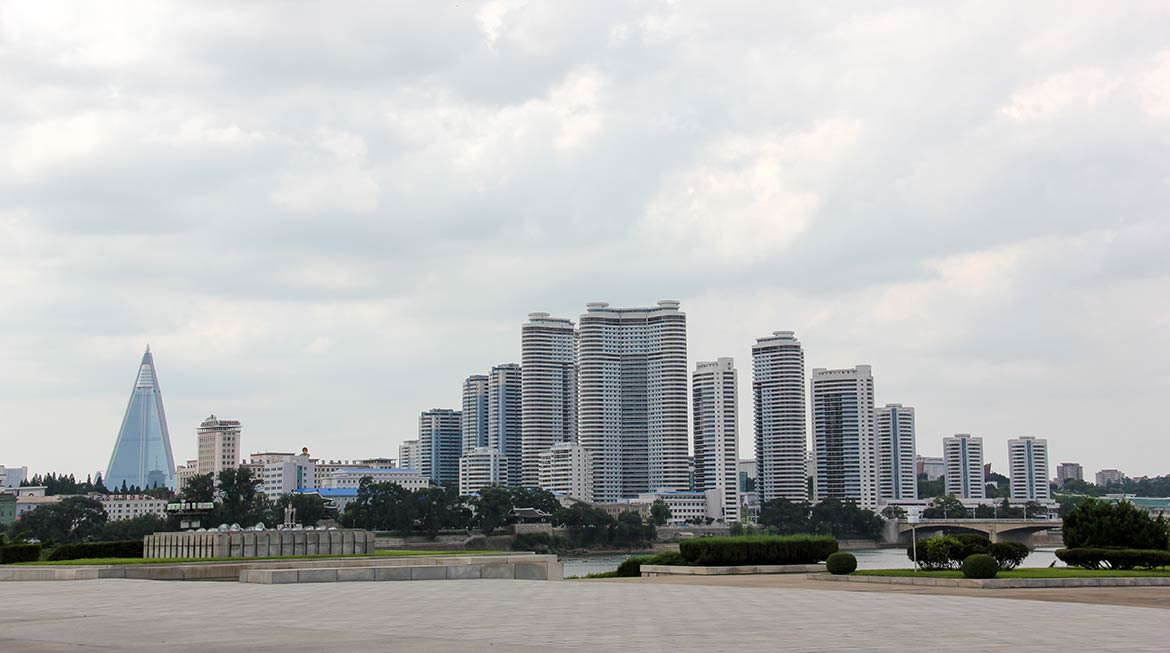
[144,530,375,559]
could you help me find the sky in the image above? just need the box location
[2,1,1169,481]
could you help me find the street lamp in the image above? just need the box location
[907,507,922,572]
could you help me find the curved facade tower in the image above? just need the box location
[579,300,688,502]
[752,331,808,502]
[520,313,577,488]
[105,347,177,490]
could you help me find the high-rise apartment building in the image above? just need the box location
[196,415,241,478]
[398,440,419,472]
[752,331,808,502]
[875,404,916,501]
[1096,468,1125,487]
[521,313,578,488]
[458,447,508,495]
[811,366,877,508]
[418,409,462,486]
[943,434,985,499]
[1008,436,1050,501]
[1055,462,1083,486]
[488,363,522,486]
[692,358,739,523]
[538,443,593,502]
[106,346,177,490]
[461,375,489,454]
[578,300,689,502]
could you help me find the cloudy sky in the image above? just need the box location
[2,1,1168,481]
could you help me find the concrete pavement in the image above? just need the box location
[2,578,1166,651]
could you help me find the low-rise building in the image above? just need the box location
[16,494,61,518]
[94,494,168,521]
[636,490,722,525]
[915,455,945,481]
[459,447,508,495]
[293,488,361,513]
[594,500,651,520]
[176,459,199,492]
[1096,469,1126,487]
[319,467,430,491]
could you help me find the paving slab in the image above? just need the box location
[0,578,1166,651]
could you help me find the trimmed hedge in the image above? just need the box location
[679,535,838,566]
[45,540,144,562]
[988,542,1030,570]
[826,552,857,575]
[616,551,691,577]
[962,554,999,579]
[1056,547,1170,570]
[0,543,43,564]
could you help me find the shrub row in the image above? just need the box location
[615,551,690,577]
[1055,548,1170,570]
[907,536,1030,571]
[45,540,144,562]
[679,535,838,566]
[0,543,43,564]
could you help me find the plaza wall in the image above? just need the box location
[144,530,375,559]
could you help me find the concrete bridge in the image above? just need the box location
[885,519,1061,545]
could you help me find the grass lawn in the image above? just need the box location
[855,567,1170,579]
[15,550,509,566]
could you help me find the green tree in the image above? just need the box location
[610,511,655,547]
[810,499,883,539]
[917,474,945,499]
[507,487,561,515]
[973,503,996,518]
[215,467,267,526]
[649,500,671,526]
[880,505,907,520]
[473,485,513,535]
[341,479,417,531]
[1063,498,1170,550]
[415,486,467,538]
[552,502,615,547]
[922,494,968,519]
[273,493,333,527]
[100,514,168,541]
[180,473,215,503]
[12,496,108,544]
[757,498,812,534]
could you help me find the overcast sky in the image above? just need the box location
[2,2,1168,481]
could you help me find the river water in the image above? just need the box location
[561,547,1062,577]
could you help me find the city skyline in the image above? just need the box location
[3,3,1169,479]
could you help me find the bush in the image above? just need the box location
[1063,499,1170,550]
[826,552,857,575]
[616,556,649,577]
[0,543,43,564]
[952,534,991,559]
[907,535,964,570]
[679,535,838,566]
[988,542,1030,570]
[44,540,143,562]
[961,554,999,579]
[1056,548,1170,570]
[646,551,689,567]
[512,532,572,554]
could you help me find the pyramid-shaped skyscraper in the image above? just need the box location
[105,346,177,490]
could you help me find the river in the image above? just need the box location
[561,547,1062,577]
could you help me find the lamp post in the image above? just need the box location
[907,507,922,572]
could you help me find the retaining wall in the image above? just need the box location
[144,529,374,559]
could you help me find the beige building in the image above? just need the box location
[94,494,168,521]
[197,415,241,477]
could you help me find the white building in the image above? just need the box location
[1055,462,1084,485]
[319,467,430,492]
[398,440,419,472]
[916,455,945,481]
[458,447,508,495]
[943,434,985,499]
[196,415,241,478]
[578,301,689,502]
[175,459,199,492]
[313,459,402,488]
[488,363,523,487]
[1096,468,1126,487]
[752,331,808,502]
[692,358,739,523]
[461,375,489,454]
[637,490,720,525]
[521,312,578,488]
[94,494,168,521]
[875,404,917,501]
[1008,436,1050,501]
[811,366,878,508]
[0,465,28,488]
[258,450,316,498]
[419,409,462,486]
[538,443,593,502]
[15,494,60,518]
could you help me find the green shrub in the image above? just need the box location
[826,552,857,575]
[616,556,650,577]
[907,535,964,570]
[1063,499,1170,550]
[1056,548,1170,570]
[961,554,999,579]
[512,532,572,554]
[646,551,689,567]
[988,542,1030,570]
[0,543,43,564]
[44,540,143,562]
[679,535,838,566]
[952,534,991,559]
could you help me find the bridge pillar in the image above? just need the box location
[987,524,998,544]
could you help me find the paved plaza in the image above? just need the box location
[3,578,1167,651]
